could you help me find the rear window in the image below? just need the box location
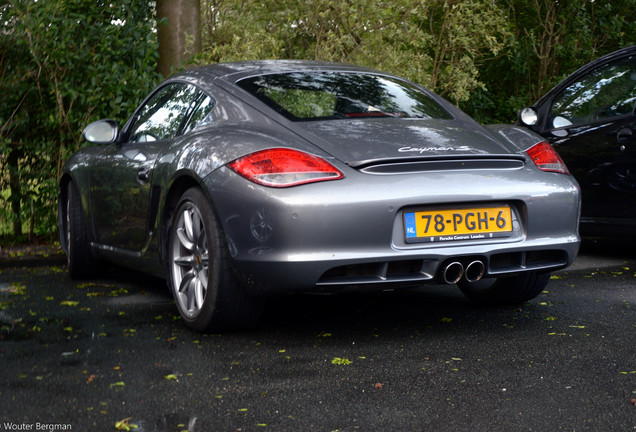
[237,72,451,121]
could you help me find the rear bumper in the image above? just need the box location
[204,166,581,295]
[231,238,579,294]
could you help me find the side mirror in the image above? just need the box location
[519,107,538,126]
[83,119,119,144]
[551,115,573,129]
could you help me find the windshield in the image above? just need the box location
[237,72,452,121]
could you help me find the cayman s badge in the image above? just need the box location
[398,146,471,153]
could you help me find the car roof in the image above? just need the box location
[170,60,386,85]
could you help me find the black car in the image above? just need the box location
[518,45,636,236]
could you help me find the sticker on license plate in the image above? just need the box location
[404,206,512,243]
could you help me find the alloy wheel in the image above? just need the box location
[170,203,210,318]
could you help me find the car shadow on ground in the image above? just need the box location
[82,236,634,336]
[94,262,532,336]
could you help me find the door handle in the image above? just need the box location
[137,167,152,182]
[617,128,633,142]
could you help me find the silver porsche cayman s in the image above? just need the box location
[58,60,581,331]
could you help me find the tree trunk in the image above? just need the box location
[156,0,202,78]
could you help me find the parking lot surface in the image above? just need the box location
[0,240,634,431]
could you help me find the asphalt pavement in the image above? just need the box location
[0,239,634,431]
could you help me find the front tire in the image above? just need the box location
[458,271,551,305]
[168,187,263,331]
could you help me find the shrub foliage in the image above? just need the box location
[0,0,161,240]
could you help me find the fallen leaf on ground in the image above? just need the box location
[115,417,138,431]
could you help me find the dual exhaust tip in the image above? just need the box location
[441,259,486,284]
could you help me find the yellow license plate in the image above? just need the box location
[404,206,512,242]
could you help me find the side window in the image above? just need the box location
[181,93,215,135]
[549,55,636,129]
[128,83,200,143]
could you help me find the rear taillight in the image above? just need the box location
[227,148,344,187]
[526,142,570,175]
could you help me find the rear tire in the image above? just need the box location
[168,187,263,331]
[458,271,551,305]
[65,182,99,279]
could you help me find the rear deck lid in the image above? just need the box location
[297,118,515,168]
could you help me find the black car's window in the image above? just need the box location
[549,55,636,129]
[237,72,451,121]
[128,83,200,142]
